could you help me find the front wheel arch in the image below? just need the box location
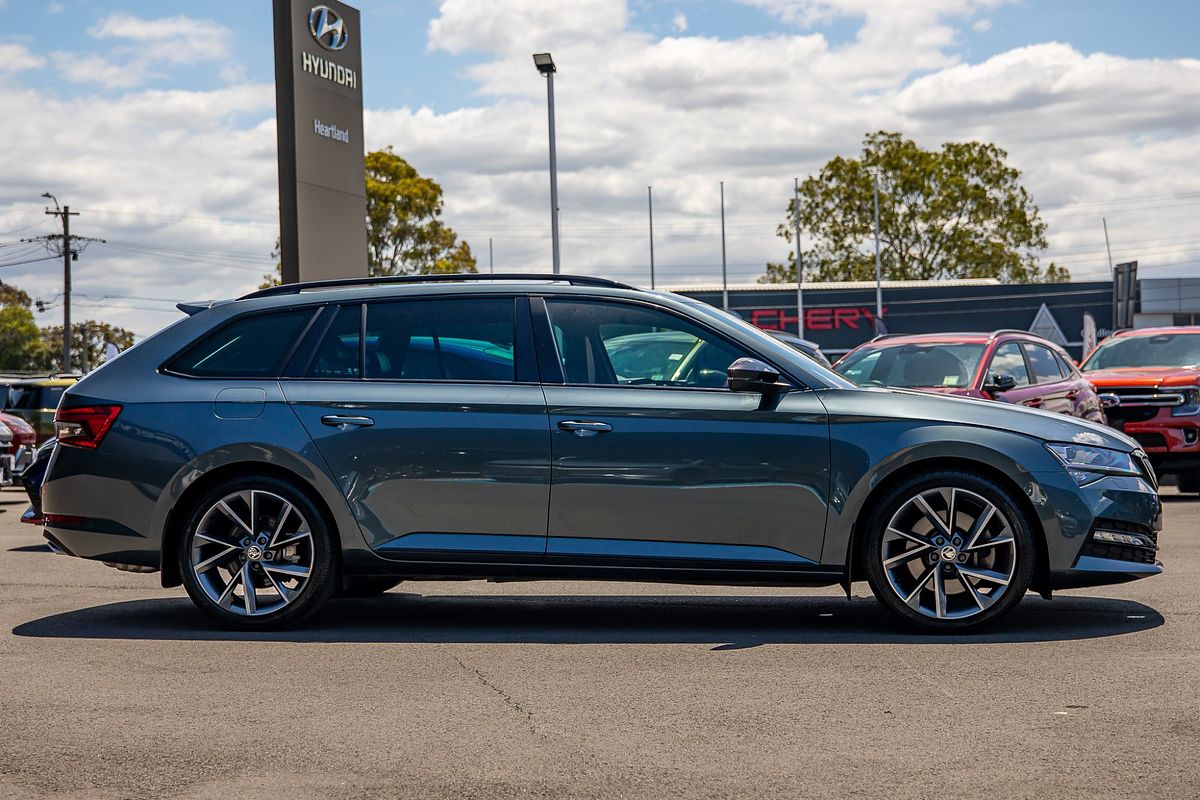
[844,455,1050,599]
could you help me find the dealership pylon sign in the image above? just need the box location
[273,1,368,283]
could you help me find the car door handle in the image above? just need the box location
[1065,389,1080,399]
[557,420,613,436]
[321,414,375,430]
[1024,399,1043,408]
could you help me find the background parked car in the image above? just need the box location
[834,330,1107,423]
[0,411,37,478]
[1081,327,1200,490]
[764,330,832,366]
[4,376,78,443]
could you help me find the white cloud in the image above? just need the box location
[89,12,233,65]
[48,1,65,14]
[672,11,688,33]
[973,18,992,33]
[55,13,237,89]
[0,43,46,74]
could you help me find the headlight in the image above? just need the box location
[1044,442,1141,486]
[1171,388,1200,417]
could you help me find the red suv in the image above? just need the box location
[834,330,1107,422]
[1081,327,1200,489]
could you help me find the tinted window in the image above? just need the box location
[307,305,362,379]
[988,342,1030,387]
[364,298,516,382]
[9,386,66,410]
[1025,344,1065,384]
[170,309,314,378]
[545,299,749,388]
[835,343,985,388]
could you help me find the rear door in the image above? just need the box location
[1023,342,1075,415]
[282,295,552,558]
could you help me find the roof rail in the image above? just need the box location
[239,272,635,300]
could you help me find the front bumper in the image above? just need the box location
[1029,466,1162,592]
[1108,408,1200,473]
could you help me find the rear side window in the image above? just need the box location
[307,305,363,379]
[1025,343,1065,384]
[363,298,516,382]
[170,308,314,378]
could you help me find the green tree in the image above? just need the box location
[0,283,44,371]
[36,321,136,373]
[261,148,477,288]
[763,131,1067,285]
[365,147,476,276]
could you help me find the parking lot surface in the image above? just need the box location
[0,487,1197,799]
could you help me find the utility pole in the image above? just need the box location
[44,196,79,372]
[489,237,494,274]
[1102,217,1114,273]
[872,171,884,334]
[647,185,655,289]
[793,178,804,339]
[720,181,728,311]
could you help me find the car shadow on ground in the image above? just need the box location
[7,544,50,553]
[12,593,1163,647]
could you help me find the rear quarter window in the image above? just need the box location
[168,308,315,378]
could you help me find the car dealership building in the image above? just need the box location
[675,276,1193,360]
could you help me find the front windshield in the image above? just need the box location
[1083,333,1200,370]
[836,342,987,388]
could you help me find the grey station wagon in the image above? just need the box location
[39,274,1162,632]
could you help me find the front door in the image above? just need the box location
[282,296,551,558]
[537,297,830,566]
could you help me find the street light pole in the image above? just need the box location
[532,53,561,274]
[793,178,804,339]
[647,185,655,289]
[720,181,728,311]
[872,170,884,333]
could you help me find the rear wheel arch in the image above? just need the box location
[844,455,1050,598]
[160,461,340,588]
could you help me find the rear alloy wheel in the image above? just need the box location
[179,478,337,629]
[863,472,1034,632]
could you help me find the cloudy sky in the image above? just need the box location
[1,0,1198,338]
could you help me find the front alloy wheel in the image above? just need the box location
[864,472,1034,632]
[180,478,336,628]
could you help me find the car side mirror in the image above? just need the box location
[982,373,1017,394]
[728,358,788,393]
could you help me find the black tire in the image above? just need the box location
[1175,471,1200,493]
[862,470,1035,633]
[178,476,338,630]
[339,577,403,597]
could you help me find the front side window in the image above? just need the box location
[988,342,1031,387]
[544,299,749,388]
[170,308,315,378]
[363,297,516,382]
[1025,343,1066,384]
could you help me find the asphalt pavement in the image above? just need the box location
[0,486,1197,799]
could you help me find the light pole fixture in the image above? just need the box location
[532,52,561,274]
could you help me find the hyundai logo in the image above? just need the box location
[308,5,348,52]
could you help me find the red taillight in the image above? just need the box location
[54,405,122,449]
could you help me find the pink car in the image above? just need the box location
[833,330,1107,424]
